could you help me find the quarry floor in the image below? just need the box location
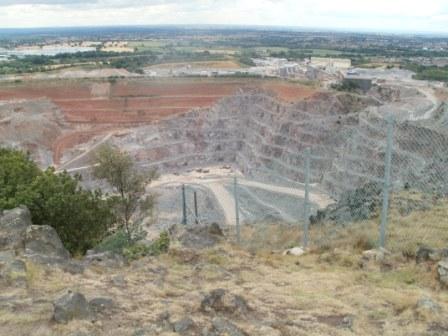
[148,166,334,225]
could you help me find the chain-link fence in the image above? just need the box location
[167,112,448,254]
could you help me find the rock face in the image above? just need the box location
[53,291,92,323]
[0,207,80,275]
[0,206,32,251]
[437,259,448,288]
[0,258,27,288]
[24,225,70,262]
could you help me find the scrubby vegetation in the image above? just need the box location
[92,144,157,243]
[0,148,115,254]
[95,229,169,260]
[0,146,161,257]
[403,63,448,82]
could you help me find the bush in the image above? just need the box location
[0,148,40,209]
[0,148,115,255]
[123,231,170,260]
[95,230,131,253]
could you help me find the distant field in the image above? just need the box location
[147,60,242,69]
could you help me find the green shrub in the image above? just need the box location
[122,231,170,261]
[151,231,170,255]
[0,148,115,255]
[95,230,131,253]
[123,243,151,260]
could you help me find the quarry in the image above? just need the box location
[0,71,446,228]
[1,24,448,336]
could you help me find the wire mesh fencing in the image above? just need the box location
[167,111,448,254]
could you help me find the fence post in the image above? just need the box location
[234,176,241,244]
[194,191,199,225]
[379,114,394,248]
[302,148,311,248]
[181,184,187,225]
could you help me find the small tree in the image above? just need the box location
[92,144,157,242]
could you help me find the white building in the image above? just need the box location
[310,57,352,70]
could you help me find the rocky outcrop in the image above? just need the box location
[0,259,27,288]
[89,297,115,315]
[200,289,250,316]
[437,259,448,288]
[0,207,81,277]
[0,206,32,251]
[53,291,93,324]
[417,246,448,263]
[24,225,71,262]
[171,223,224,249]
[209,317,247,336]
[359,248,392,271]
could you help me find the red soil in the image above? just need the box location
[0,78,317,165]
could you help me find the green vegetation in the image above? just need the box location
[123,231,170,260]
[95,229,131,254]
[0,148,114,255]
[95,229,169,260]
[402,63,448,82]
[92,144,157,242]
[330,80,359,92]
[0,149,40,209]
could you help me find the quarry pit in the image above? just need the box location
[1,76,447,226]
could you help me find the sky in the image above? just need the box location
[0,0,447,34]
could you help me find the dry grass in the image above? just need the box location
[1,193,448,335]
[238,192,448,257]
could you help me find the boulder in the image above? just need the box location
[53,291,92,324]
[83,251,127,268]
[111,274,127,287]
[174,223,224,249]
[132,327,157,336]
[437,259,448,288]
[211,317,247,336]
[24,225,70,263]
[359,248,392,271]
[89,297,115,315]
[200,289,250,316]
[173,317,196,334]
[416,246,448,263]
[0,206,32,251]
[282,247,305,256]
[415,297,442,320]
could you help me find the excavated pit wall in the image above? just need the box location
[65,88,448,201]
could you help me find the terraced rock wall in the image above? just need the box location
[74,88,448,200]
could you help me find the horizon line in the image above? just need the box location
[0,24,447,37]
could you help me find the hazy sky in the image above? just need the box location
[0,0,447,33]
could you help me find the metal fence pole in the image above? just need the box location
[181,184,187,225]
[302,148,311,248]
[194,191,199,225]
[379,114,394,248]
[234,176,241,244]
